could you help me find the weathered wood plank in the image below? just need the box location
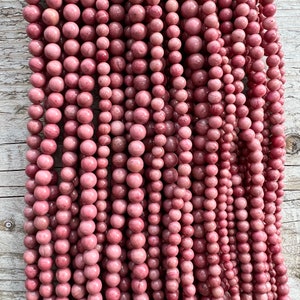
[283,166,300,191]
[281,191,300,282]
[0,100,29,145]
[0,170,25,187]
[0,197,26,298]
[0,196,24,233]
[0,0,32,149]
[288,277,300,300]
[0,187,25,198]
[0,291,25,300]
[0,253,24,285]
[0,143,27,171]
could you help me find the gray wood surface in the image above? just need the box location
[0,0,299,299]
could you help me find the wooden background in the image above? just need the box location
[0,0,299,299]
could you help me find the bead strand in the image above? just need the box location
[24,1,64,299]
[223,12,252,299]
[23,2,45,299]
[215,2,244,298]
[240,2,271,297]
[125,1,149,298]
[223,1,253,298]
[102,0,131,298]
[176,1,202,298]
[47,2,83,299]
[144,0,165,298]
[58,2,84,299]
[163,0,185,298]
[223,1,254,298]
[73,2,104,299]
[201,1,226,298]
[203,3,241,298]
[217,54,241,299]
[95,0,127,298]
[95,2,114,299]
[185,1,210,295]
[40,2,64,296]
[259,1,289,298]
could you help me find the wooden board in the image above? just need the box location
[0,0,299,299]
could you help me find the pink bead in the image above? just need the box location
[44,26,60,43]
[46,0,62,9]
[78,220,96,236]
[48,76,64,92]
[64,39,80,55]
[105,288,120,300]
[42,8,59,26]
[131,24,147,41]
[23,5,41,23]
[128,5,145,23]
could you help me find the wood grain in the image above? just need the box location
[0,0,300,299]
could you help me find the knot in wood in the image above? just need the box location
[3,219,15,231]
[286,134,300,155]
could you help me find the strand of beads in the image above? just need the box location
[201,1,226,298]
[221,1,254,298]
[157,2,178,299]
[122,0,141,297]
[23,2,45,299]
[103,0,131,298]
[37,1,63,296]
[163,0,185,298]
[184,0,210,295]
[70,1,103,299]
[175,1,202,298]
[25,1,64,299]
[144,0,165,299]
[216,31,241,300]
[202,3,241,298]
[95,0,127,298]
[238,1,271,297]
[94,0,114,298]
[58,2,84,299]
[79,9,106,297]
[191,63,211,296]
[220,1,247,297]
[230,5,259,299]
[62,2,96,299]
[125,1,150,298]
[49,2,82,299]
[221,1,252,298]
[213,2,243,298]
[254,0,279,297]
[259,1,289,298]
[77,1,107,300]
